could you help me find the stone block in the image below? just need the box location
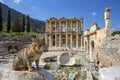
[0,68,55,80]
[99,66,120,80]
[57,52,75,66]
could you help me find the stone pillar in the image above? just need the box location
[76,33,78,48]
[104,7,111,29]
[49,21,52,31]
[84,40,86,51]
[70,20,72,48]
[104,7,111,37]
[66,21,68,48]
[55,21,57,32]
[76,20,78,32]
[55,34,57,47]
[46,21,48,31]
[59,33,61,47]
[59,21,61,32]
[59,21,62,47]
[71,34,72,48]
[49,33,52,47]
[89,40,92,61]
[81,35,83,49]
[66,33,68,47]
[80,18,83,31]
[45,33,48,46]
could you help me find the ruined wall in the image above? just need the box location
[0,34,36,55]
[95,29,106,46]
[93,36,120,68]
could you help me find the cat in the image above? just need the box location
[12,37,46,71]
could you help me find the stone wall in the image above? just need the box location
[0,34,36,56]
[93,36,120,67]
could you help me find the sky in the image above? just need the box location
[0,0,120,31]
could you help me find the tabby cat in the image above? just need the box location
[12,37,46,71]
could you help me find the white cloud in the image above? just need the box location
[0,0,4,3]
[92,12,97,16]
[31,6,36,9]
[13,0,22,4]
[31,6,37,11]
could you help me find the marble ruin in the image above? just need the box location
[45,17,83,51]
[45,7,111,61]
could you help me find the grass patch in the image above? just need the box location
[0,25,38,37]
[0,31,38,37]
[86,59,92,63]
[44,63,82,80]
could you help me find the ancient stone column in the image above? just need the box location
[55,34,57,47]
[70,20,73,48]
[59,33,61,47]
[71,34,72,48]
[45,33,48,46]
[55,21,57,32]
[66,21,68,48]
[76,33,78,48]
[49,21,52,31]
[81,35,83,49]
[84,40,86,51]
[49,33,52,47]
[104,7,111,37]
[104,7,111,29]
[89,40,94,61]
[66,33,68,47]
[59,21,62,47]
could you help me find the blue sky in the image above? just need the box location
[0,0,120,31]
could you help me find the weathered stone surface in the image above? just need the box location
[0,47,9,56]
[99,66,120,80]
[57,52,75,66]
[0,34,36,54]
[68,72,77,80]
[86,71,93,80]
[0,68,55,80]
[93,36,120,67]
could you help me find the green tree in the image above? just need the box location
[0,2,3,32]
[11,15,20,32]
[112,31,120,36]
[21,14,25,32]
[7,9,11,32]
[26,15,30,32]
[41,26,46,32]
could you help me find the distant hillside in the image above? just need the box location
[1,3,45,29]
